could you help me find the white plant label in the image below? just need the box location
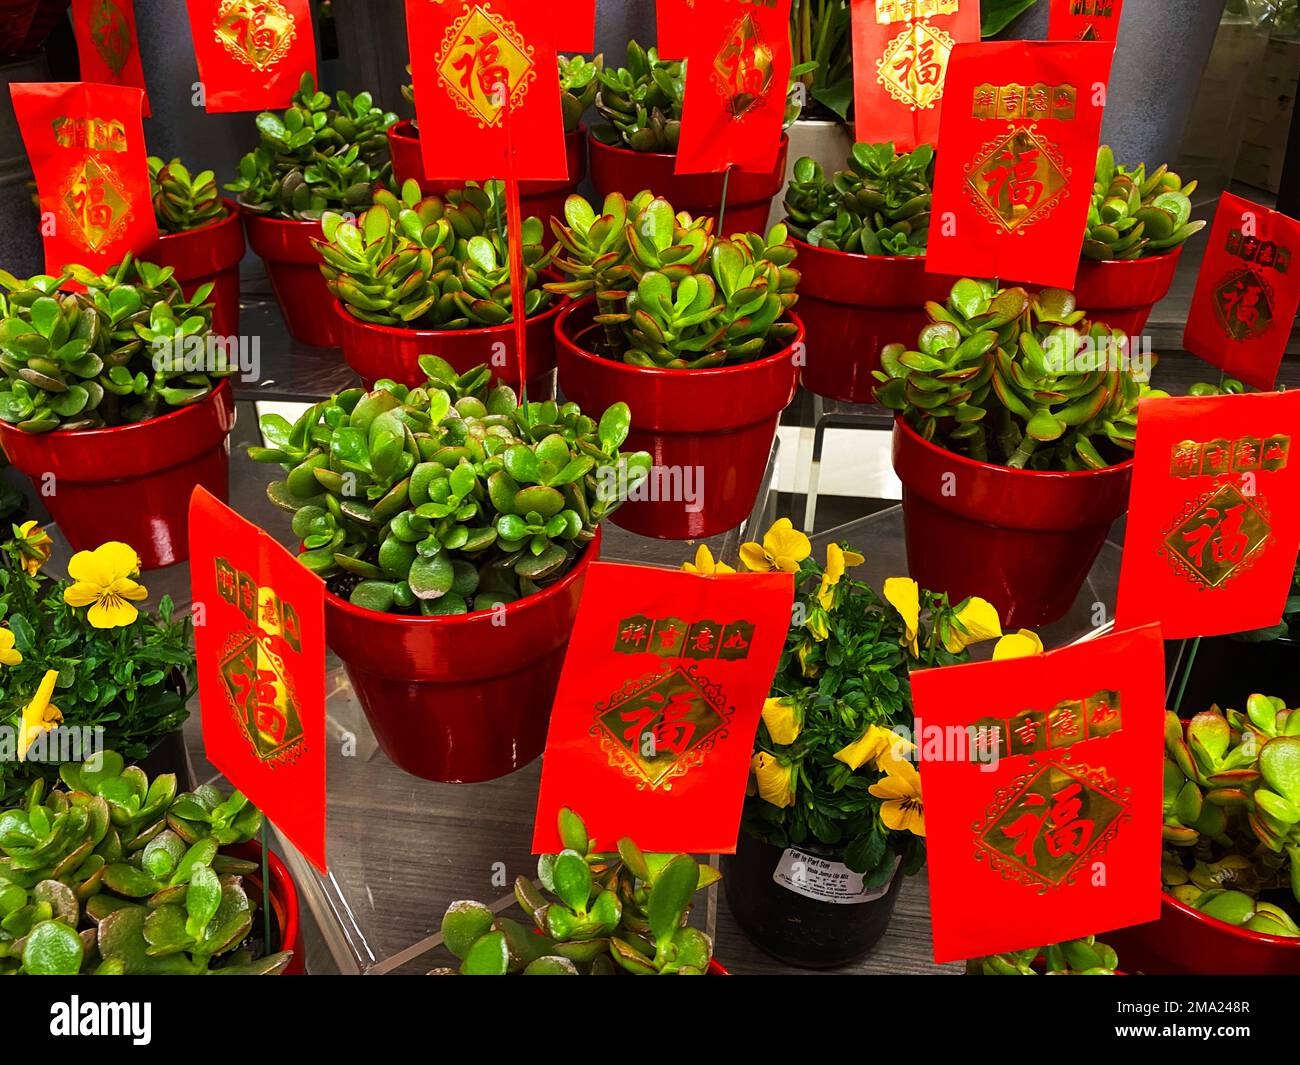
[772,849,901,905]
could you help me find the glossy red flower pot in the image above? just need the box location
[322,531,601,783]
[388,119,588,223]
[555,298,800,539]
[892,417,1132,628]
[792,238,960,403]
[0,381,236,570]
[146,200,245,339]
[226,840,306,975]
[1030,249,1182,336]
[333,297,563,397]
[239,208,339,348]
[588,133,789,235]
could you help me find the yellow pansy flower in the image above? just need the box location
[681,544,735,575]
[739,518,811,574]
[805,607,829,642]
[870,758,925,837]
[14,520,53,577]
[942,596,1003,653]
[751,752,796,808]
[18,669,61,762]
[993,629,1044,660]
[883,577,920,656]
[797,640,819,678]
[815,543,862,610]
[761,697,801,745]
[834,724,894,771]
[63,542,148,629]
[0,627,21,667]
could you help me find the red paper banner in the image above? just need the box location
[849,0,980,152]
[1048,0,1124,42]
[924,40,1114,289]
[657,0,793,175]
[1115,391,1300,641]
[405,0,586,182]
[189,487,327,873]
[71,0,151,116]
[1183,192,1300,392]
[10,81,157,275]
[184,0,318,113]
[915,624,1165,964]
[532,562,793,854]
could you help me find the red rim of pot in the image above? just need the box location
[1160,889,1300,952]
[237,205,325,262]
[149,198,246,263]
[225,839,305,975]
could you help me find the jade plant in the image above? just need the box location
[316,179,553,329]
[0,255,232,432]
[248,359,650,614]
[783,142,935,255]
[548,191,801,368]
[969,936,1120,975]
[149,156,226,235]
[1084,146,1207,261]
[1162,697,1300,938]
[0,752,290,974]
[227,72,396,221]
[433,807,718,975]
[872,278,1162,471]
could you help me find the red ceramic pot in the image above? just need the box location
[146,199,245,339]
[333,297,563,397]
[555,298,800,540]
[1107,892,1300,975]
[226,840,306,975]
[388,119,588,223]
[239,208,339,348]
[792,238,960,403]
[322,531,600,783]
[1030,249,1182,336]
[891,417,1132,628]
[0,381,236,570]
[588,133,789,235]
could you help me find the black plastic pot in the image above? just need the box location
[136,726,195,791]
[722,831,904,969]
[1167,635,1299,715]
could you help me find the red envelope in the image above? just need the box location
[10,81,157,276]
[189,487,327,873]
[1048,0,1124,42]
[924,40,1114,289]
[915,624,1165,964]
[849,0,980,152]
[71,0,151,116]
[532,562,792,854]
[1115,391,1300,641]
[184,0,317,113]
[658,0,793,176]
[1183,193,1300,392]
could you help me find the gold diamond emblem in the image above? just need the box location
[1163,483,1272,589]
[61,157,129,252]
[437,4,535,128]
[965,127,1068,233]
[876,20,953,111]
[213,0,297,72]
[713,13,775,120]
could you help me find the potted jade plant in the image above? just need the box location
[783,141,960,403]
[145,156,246,338]
[1108,698,1300,975]
[227,72,396,348]
[968,936,1121,975]
[550,191,803,539]
[873,278,1155,627]
[247,358,650,783]
[390,55,598,224]
[0,256,237,569]
[432,807,726,974]
[315,179,561,395]
[0,532,195,805]
[0,751,301,974]
[685,523,1023,967]
[589,41,802,234]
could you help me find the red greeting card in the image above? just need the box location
[1115,391,1300,641]
[1183,193,1300,391]
[405,0,590,182]
[924,40,1114,289]
[184,0,317,113]
[71,0,151,116]
[532,562,793,854]
[10,81,157,276]
[848,0,980,153]
[915,624,1165,964]
[189,487,327,873]
[1048,0,1124,42]
[658,0,793,176]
